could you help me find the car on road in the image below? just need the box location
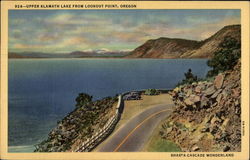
[123,92,141,100]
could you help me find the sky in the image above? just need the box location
[9,9,240,53]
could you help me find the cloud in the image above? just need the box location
[154,16,240,40]
[38,33,60,42]
[10,19,26,25]
[13,43,43,49]
[8,10,240,53]
[47,13,74,24]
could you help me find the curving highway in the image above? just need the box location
[96,103,174,152]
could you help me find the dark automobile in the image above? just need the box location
[123,92,141,100]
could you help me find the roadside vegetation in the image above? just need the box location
[176,36,241,87]
[146,137,181,152]
[206,36,241,77]
[143,117,181,152]
[75,93,93,108]
[176,68,199,87]
[144,89,160,95]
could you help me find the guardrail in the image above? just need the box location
[75,95,123,152]
[74,88,171,152]
[121,88,172,96]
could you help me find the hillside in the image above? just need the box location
[127,25,241,59]
[34,96,118,152]
[8,52,29,59]
[159,59,241,151]
[8,52,72,59]
[126,38,200,58]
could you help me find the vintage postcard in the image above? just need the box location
[0,1,249,160]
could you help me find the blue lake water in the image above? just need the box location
[8,59,210,152]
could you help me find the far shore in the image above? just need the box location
[8,57,209,60]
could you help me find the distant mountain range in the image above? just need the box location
[69,50,130,58]
[126,24,240,58]
[8,50,130,59]
[9,24,240,59]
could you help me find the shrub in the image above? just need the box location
[206,36,241,77]
[176,68,199,86]
[75,93,93,108]
[145,89,160,95]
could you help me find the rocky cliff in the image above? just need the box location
[160,60,241,151]
[34,97,118,152]
[127,25,241,59]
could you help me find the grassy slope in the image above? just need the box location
[142,117,181,152]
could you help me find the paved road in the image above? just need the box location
[97,104,174,152]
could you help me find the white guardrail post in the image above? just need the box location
[76,95,123,152]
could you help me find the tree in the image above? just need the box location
[183,68,198,84]
[75,93,93,108]
[185,69,195,80]
[206,36,241,77]
[176,68,198,86]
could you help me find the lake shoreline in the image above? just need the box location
[9,57,209,60]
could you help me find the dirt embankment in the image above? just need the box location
[159,60,241,152]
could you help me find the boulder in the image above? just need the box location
[184,98,194,106]
[235,107,240,114]
[216,93,223,103]
[201,127,210,133]
[211,89,222,99]
[211,102,218,107]
[200,96,209,108]
[224,82,235,90]
[232,88,240,98]
[221,118,230,131]
[214,74,224,89]
[187,90,193,97]
[194,86,203,93]
[190,94,200,103]
[191,145,200,151]
[210,116,218,125]
[166,127,173,134]
[223,146,230,152]
[184,95,200,106]
[211,126,219,135]
[171,91,178,97]
[204,86,216,96]
[234,100,240,107]
[190,128,196,132]
[178,92,185,98]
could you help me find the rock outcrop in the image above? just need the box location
[127,25,241,59]
[160,60,241,152]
